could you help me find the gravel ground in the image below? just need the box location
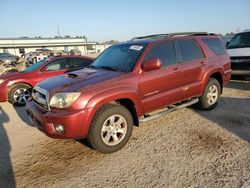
[0,79,249,188]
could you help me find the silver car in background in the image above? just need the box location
[0,52,18,65]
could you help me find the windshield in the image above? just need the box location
[0,53,13,58]
[227,32,250,49]
[22,59,49,72]
[91,44,146,72]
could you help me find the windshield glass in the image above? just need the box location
[91,44,146,72]
[0,53,11,57]
[22,59,49,72]
[227,32,250,49]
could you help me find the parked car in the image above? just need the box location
[226,30,250,75]
[0,55,94,106]
[0,59,18,75]
[0,52,18,65]
[26,32,231,153]
[25,50,54,66]
[69,49,82,56]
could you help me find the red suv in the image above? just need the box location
[0,56,94,105]
[26,32,231,153]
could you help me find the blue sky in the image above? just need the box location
[0,0,249,42]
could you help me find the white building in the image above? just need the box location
[0,37,109,56]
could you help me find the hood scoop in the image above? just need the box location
[66,73,86,78]
[65,69,97,78]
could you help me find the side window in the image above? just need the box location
[145,42,176,67]
[202,38,226,55]
[178,39,204,62]
[46,59,68,71]
[70,58,92,69]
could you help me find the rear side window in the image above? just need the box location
[70,57,92,69]
[145,42,176,67]
[203,38,226,55]
[178,39,204,62]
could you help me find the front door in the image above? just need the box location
[139,41,184,113]
[35,58,70,84]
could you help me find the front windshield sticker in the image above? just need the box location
[129,45,144,51]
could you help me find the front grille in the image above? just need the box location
[32,86,50,111]
[230,56,250,60]
[230,56,250,70]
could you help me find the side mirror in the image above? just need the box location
[42,67,49,72]
[142,58,162,72]
[226,42,229,47]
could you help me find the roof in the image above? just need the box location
[131,32,217,41]
[117,32,218,46]
[238,29,250,34]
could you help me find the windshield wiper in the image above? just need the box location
[97,66,120,72]
[86,65,98,69]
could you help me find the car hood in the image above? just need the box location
[0,71,31,80]
[0,57,16,61]
[227,47,250,57]
[37,68,123,95]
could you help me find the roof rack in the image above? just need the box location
[167,32,216,37]
[131,34,168,40]
[131,32,216,40]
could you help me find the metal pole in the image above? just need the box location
[57,26,60,37]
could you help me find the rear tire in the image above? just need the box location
[8,83,32,106]
[87,104,133,153]
[197,78,221,110]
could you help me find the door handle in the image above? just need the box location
[173,67,179,73]
[200,61,206,66]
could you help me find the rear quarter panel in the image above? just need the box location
[194,37,231,95]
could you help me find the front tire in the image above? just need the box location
[197,78,221,110]
[87,104,133,153]
[8,83,32,106]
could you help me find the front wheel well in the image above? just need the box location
[209,72,223,93]
[110,99,139,127]
[7,82,33,98]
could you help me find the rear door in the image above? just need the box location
[176,39,206,99]
[139,41,184,113]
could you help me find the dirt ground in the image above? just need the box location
[0,78,250,188]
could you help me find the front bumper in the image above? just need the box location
[231,58,250,75]
[26,99,92,139]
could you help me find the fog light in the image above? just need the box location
[54,124,65,134]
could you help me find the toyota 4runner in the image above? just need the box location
[26,32,231,153]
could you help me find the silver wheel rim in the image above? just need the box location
[101,114,127,146]
[207,85,218,105]
[13,88,30,104]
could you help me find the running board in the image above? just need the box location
[139,98,199,123]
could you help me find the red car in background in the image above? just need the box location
[0,55,94,106]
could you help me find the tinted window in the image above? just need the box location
[178,39,203,62]
[145,42,176,67]
[22,59,50,72]
[46,59,68,71]
[203,38,226,55]
[70,57,92,69]
[227,32,250,49]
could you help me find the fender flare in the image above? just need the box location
[85,86,144,116]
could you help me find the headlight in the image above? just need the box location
[50,92,81,108]
[0,79,5,84]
